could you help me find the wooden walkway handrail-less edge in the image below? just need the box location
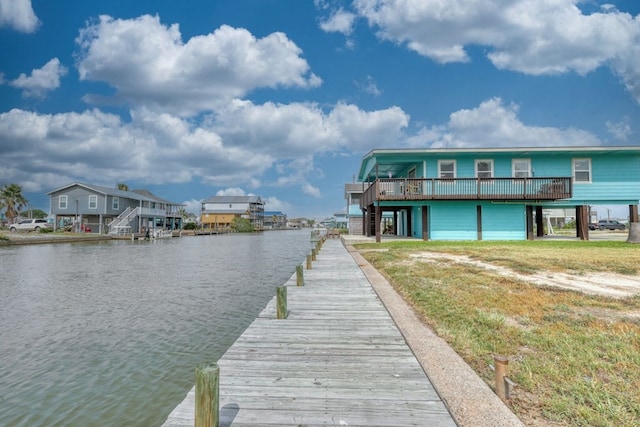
[163,236,459,427]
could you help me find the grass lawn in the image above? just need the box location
[356,240,640,427]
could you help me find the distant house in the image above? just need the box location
[320,217,336,228]
[201,195,264,230]
[264,211,287,229]
[344,183,368,235]
[287,218,310,229]
[357,146,640,241]
[334,211,348,229]
[47,182,184,234]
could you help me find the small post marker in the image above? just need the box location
[494,355,509,401]
[195,363,219,427]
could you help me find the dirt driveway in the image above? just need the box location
[409,251,640,299]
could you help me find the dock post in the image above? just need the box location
[311,248,316,261]
[306,254,312,270]
[276,285,288,319]
[195,363,219,427]
[296,264,304,286]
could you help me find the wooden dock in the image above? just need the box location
[162,238,457,427]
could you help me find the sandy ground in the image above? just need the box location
[408,251,640,298]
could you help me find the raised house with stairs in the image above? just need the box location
[47,183,184,235]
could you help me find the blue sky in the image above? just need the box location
[1,0,639,219]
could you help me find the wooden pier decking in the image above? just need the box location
[162,238,457,427]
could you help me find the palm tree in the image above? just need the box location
[117,183,129,191]
[0,183,28,223]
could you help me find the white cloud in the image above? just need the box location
[319,8,356,35]
[75,15,322,116]
[0,0,39,33]
[215,188,249,196]
[263,196,292,213]
[356,75,381,96]
[408,98,601,148]
[212,99,409,155]
[353,0,640,103]
[9,58,68,98]
[181,199,203,215]
[302,183,321,198]
[0,95,409,194]
[606,117,632,141]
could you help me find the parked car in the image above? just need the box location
[597,219,626,230]
[8,218,52,232]
[588,223,598,230]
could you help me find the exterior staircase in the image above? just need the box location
[108,207,139,235]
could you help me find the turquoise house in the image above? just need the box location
[357,146,640,241]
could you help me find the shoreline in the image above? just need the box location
[0,231,113,245]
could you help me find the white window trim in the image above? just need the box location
[112,196,119,210]
[572,158,592,183]
[512,158,531,178]
[438,160,456,178]
[475,159,494,178]
[88,195,98,209]
[59,195,68,209]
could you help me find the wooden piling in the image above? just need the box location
[195,363,219,427]
[276,286,287,319]
[494,355,509,401]
[311,248,316,261]
[296,264,304,286]
[306,254,312,270]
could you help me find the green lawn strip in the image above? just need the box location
[358,243,640,427]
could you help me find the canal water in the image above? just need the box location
[0,230,313,426]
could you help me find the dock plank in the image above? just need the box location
[163,238,457,427]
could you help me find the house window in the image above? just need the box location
[89,195,97,209]
[59,195,68,209]
[512,159,531,178]
[573,158,591,183]
[438,160,456,178]
[475,159,493,178]
[112,197,119,210]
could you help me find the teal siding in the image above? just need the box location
[481,203,526,240]
[423,202,525,240]
[430,202,478,240]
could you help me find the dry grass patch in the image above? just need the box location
[358,241,640,427]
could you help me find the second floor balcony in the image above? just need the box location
[361,177,572,208]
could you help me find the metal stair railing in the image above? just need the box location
[108,207,140,235]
